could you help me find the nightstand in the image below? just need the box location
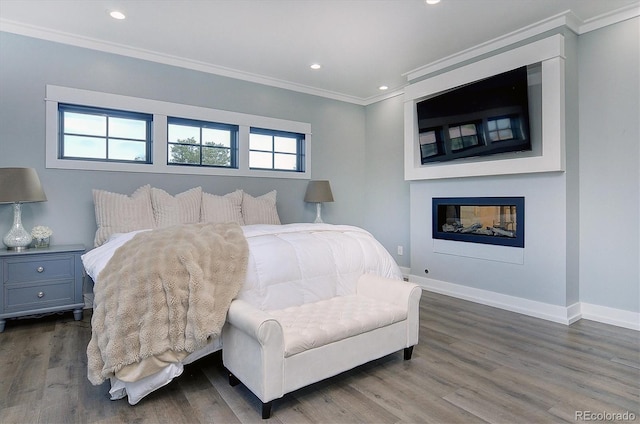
[0,244,85,332]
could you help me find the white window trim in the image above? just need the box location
[45,85,311,179]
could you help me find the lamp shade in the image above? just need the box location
[0,168,47,203]
[304,180,334,203]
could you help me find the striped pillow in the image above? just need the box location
[242,190,281,225]
[151,187,202,228]
[92,185,156,247]
[201,190,245,225]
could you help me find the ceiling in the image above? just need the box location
[0,0,638,104]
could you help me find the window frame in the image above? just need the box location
[419,128,444,163]
[58,103,153,164]
[486,115,521,142]
[167,117,238,169]
[448,121,483,152]
[45,85,311,179]
[249,127,305,172]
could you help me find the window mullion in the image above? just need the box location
[271,135,275,169]
[154,114,167,166]
[104,115,110,160]
[199,126,204,165]
[238,126,250,171]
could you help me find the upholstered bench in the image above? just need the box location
[222,273,422,418]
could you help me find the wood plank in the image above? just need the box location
[0,292,638,423]
[177,355,242,424]
[1,321,54,409]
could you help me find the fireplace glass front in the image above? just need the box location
[432,197,524,247]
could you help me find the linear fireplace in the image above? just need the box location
[432,197,524,248]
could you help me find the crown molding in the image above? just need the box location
[404,10,580,82]
[0,18,368,106]
[1,3,638,107]
[404,4,639,83]
[578,2,640,34]
[361,88,406,106]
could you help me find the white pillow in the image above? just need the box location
[93,185,156,247]
[201,190,244,225]
[151,187,202,228]
[242,190,281,225]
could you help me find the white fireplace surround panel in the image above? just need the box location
[404,34,566,180]
[433,239,524,265]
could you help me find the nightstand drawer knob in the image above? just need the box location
[37,291,45,298]
[37,266,44,273]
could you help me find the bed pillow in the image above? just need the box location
[242,190,281,225]
[201,189,245,225]
[151,186,202,228]
[93,185,156,247]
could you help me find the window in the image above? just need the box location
[46,85,311,179]
[419,128,443,163]
[448,122,482,152]
[168,118,237,168]
[249,128,305,172]
[487,116,519,142]
[59,104,152,162]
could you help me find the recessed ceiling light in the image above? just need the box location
[426,0,440,4]
[310,63,321,70]
[379,85,389,91]
[109,10,126,20]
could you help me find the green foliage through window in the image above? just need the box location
[168,118,237,168]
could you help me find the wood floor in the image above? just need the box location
[1,291,638,424]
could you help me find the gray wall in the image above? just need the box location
[364,94,410,268]
[564,30,581,307]
[0,32,381,252]
[578,17,639,312]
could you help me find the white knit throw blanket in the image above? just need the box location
[87,222,248,385]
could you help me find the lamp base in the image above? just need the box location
[6,246,29,252]
[3,203,33,251]
[314,203,324,223]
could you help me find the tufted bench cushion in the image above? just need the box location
[268,295,407,357]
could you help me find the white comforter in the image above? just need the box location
[81,223,402,404]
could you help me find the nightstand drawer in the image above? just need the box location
[3,254,75,284]
[4,280,75,312]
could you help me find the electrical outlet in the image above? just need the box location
[397,245,403,255]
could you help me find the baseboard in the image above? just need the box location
[399,266,411,281]
[580,303,640,331]
[410,274,639,330]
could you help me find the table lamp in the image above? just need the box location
[0,168,47,251]
[304,180,334,223]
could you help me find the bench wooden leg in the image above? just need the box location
[228,371,272,418]
[261,401,272,419]
[228,372,240,386]
[404,346,414,360]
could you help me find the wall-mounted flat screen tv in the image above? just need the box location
[416,66,531,164]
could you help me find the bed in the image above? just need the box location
[82,221,403,405]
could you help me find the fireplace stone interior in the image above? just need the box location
[432,197,524,247]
